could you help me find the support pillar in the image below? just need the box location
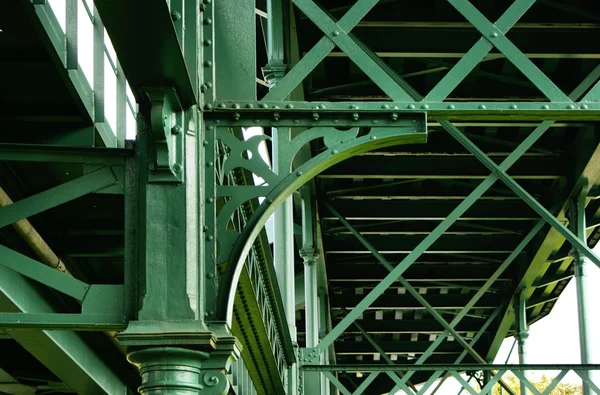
[570,186,598,395]
[119,91,241,394]
[515,289,529,395]
[300,185,323,395]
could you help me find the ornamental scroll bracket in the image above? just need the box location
[142,87,185,183]
[202,112,428,324]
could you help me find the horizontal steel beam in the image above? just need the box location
[0,144,132,165]
[0,313,126,331]
[324,234,522,254]
[332,293,500,309]
[209,101,600,120]
[301,364,600,372]
[297,318,486,334]
[320,199,538,220]
[327,263,514,281]
[321,155,563,179]
[334,341,464,355]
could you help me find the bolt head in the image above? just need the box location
[171,125,182,135]
[172,163,181,173]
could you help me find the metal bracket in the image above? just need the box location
[142,87,184,183]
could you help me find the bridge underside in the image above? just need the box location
[1,0,600,394]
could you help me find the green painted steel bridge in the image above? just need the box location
[1,0,600,394]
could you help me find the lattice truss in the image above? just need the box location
[202,0,600,393]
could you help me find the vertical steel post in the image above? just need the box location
[515,289,529,395]
[570,185,597,395]
[300,185,319,348]
[264,1,297,393]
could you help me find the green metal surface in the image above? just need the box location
[2,0,600,393]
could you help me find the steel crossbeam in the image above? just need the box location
[424,0,536,102]
[448,0,569,102]
[263,0,380,101]
[0,167,117,229]
[316,119,551,352]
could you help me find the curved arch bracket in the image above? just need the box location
[202,112,426,364]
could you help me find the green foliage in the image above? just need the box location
[490,373,583,395]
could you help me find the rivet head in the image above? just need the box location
[567,104,575,109]
[207,273,214,278]
[333,119,339,123]
[382,104,390,109]
[542,104,550,110]
[318,104,326,110]
[372,119,378,124]
[510,104,518,110]
[331,149,338,155]
[479,104,486,110]
[206,198,214,203]
[171,125,182,135]
[490,32,498,38]
[206,161,214,167]
[332,30,340,37]
[350,105,359,110]
[259,103,268,109]
[204,18,212,25]
[204,60,212,67]
[581,104,589,110]
[203,39,212,46]
[148,163,156,171]
[286,104,294,109]
[294,119,300,124]
[218,102,226,108]
[206,235,214,241]
[232,103,240,109]
[408,104,416,109]
[204,103,213,110]
[448,104,455,110]
[172,163,181,173]
[421,104,429,110]
[296,170,303,176]
[245,103,254,109]
[370,135,377,140]
[171,11,182,21]
[254,119,260,124]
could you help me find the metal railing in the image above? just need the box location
[301,364,600,395]
[216,139,292,387]
[40,0,138,146]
